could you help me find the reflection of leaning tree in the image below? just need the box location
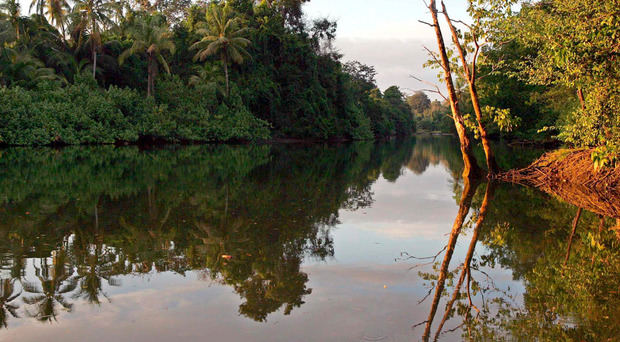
[414,177,620,341]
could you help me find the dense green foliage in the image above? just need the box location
[414,0,618,166]
[0,75,270,144]
[0,0,415,145]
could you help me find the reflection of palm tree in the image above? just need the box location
[72,247,119,304]
[0,278,21,328]
[23,253,77,322]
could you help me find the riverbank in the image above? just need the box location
[500,149,620,219]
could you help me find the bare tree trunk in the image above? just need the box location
[422,176,480,341]
[577,88,586,110]
[441,2,498,176]
[564,207,583,266]
[434,182,495,340]
[428,0,480,179]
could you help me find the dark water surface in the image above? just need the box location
[0,137,618,341]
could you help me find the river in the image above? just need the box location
[0,136,617,341]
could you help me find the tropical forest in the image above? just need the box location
[0,0,618,341]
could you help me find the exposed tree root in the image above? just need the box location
[499,149,620,219]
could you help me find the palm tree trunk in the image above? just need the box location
[61,22,67,46]
[428,0,480,179]
[92,19,97,79]
[147,54,153,97]
[93,49,97,78]
[223,55,229,96]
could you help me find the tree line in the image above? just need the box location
[0,0,416,145]
[414,0,618,173]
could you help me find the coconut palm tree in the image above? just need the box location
[29,0,45,18]
[22,254,77,323]
[0,0,21,39]
[189,63,225,94]
[45,0,69,43]
[0,49,57,87]
[0,278,21,329]
[190,3,250,96]
[71,0,114,78]
[119,14,175,97]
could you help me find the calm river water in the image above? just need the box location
[0,136,617,341]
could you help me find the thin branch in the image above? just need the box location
[400,244,448,261]
[466,267,480,314]
[422,47,448,75]
[410,75,448,101]
[418,285,436,304]
[412,320,430,329]
[447,18,473,31]
[418,20,435,27]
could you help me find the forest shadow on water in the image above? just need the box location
[0,136,618,342]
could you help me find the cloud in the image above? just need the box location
[334,37,444,96]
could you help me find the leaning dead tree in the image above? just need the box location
[440,1,499,175]
[422,0,482,179]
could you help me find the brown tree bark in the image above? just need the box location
[428,0,481,179]
[577,88,586,110]
[223,55,230,96]
[433,182,495,340]
[441,1,499,176]
[564,207,583,266]
[422,176,480,341]
[147,54,154,97]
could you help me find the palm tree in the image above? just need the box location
[22,254,77,323]
[119,14,175,97]
[29,0,45,18]
[71,0,114,78]
[189,63,225,94]
[0,0,21,39]
[190,3,250,96]
[0,49,57,86]
[0,278,21,329]
[45,0,69,43]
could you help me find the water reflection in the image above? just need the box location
[0,140,416,326]
[0,137,617,341]
[416,175,619,341]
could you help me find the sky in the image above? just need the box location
[304,0,470,95]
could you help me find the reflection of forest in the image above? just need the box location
[0,139,416,325]
[0,137,618,340]
[417,175,619,341]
